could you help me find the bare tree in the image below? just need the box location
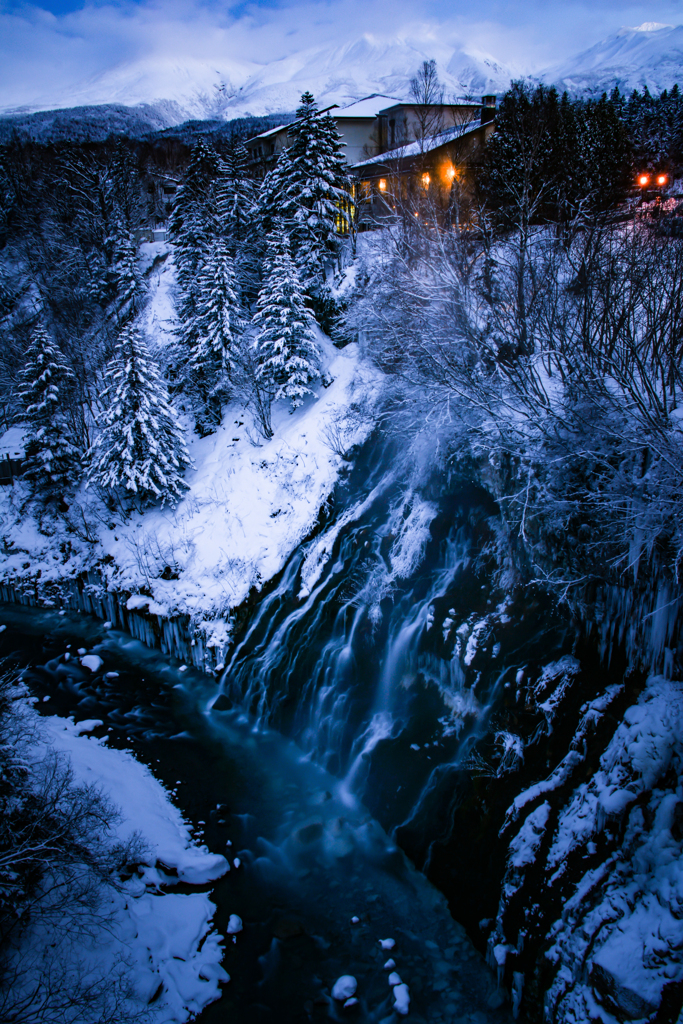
[409,60,446,151]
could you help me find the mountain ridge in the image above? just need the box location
[4,22,683,133]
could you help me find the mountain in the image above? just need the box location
[0,36,518,127]
[5,21,683,136]
[545,22,683,96]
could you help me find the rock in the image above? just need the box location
[393,983,410,1015]
[211,693,232,711]
[332,976,357,1001]
[272,916,304,940]
[297,821,324,844]
[590,962,659,1020]
[227,914,243,935]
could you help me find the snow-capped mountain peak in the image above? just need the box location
[546,22,683,95]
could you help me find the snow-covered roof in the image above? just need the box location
[335,95,402,119]
[248,122,290,141]
[246,97,400,143]
[0,426,26,459]
[350,119,485,170]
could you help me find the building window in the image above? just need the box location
[378,179,387,192]
[421,173,431,189]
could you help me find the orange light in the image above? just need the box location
[414,211,419,217]
[445,166,456,180]
[657,174,667,186]
[378,178,387,191]
[638,174,650,187]
[421,173,430,188]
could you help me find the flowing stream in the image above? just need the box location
[1,434,577,1022]
[2,604,511,1023]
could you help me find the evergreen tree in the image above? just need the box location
[253,229,320,415]
[188,237,245,434]
[17,323,81,497]
[480,82,631,225]
[88,325,191,506]
[217,141,260,305]
[106,228,142,327]
[169,139,220,300]
[257,93,352,300]
[281,92,351,288]
[217,142,255,249]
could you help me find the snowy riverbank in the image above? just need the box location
[16,688,231,1022]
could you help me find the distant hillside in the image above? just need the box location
[544,23,683,96]
[0,107,291,148]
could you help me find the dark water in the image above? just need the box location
[2,604,511,1024]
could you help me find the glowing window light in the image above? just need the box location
[378,178,387,191]
[421,173,431,188]
[657,174,668,186]
[446,166,456,180]
[638,174,650,187]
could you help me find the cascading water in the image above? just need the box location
[212,431,569,851]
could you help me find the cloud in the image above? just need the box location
[0,0,682,111]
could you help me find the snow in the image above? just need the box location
[0,33,516,126]
[98,333,378,622]
[508,801,550,869]
[45,715,229,886]
[227,914,243,934]
[393,982,410,1015]
[80,653,103,672]
[379,937,396,950]
[388,971,402,986]
[546,22,683,96]
[28,711,230,1022]
[331,975,357,1000]
[495,675,683,1024]
[0,424,26,459]
[0,246,382,647]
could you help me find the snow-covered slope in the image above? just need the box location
[0,244,382,653]
[0,35,516,123]
[545,22,683,96]
[5,20,683,127]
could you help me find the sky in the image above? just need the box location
[1,0,683,111]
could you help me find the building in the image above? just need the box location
[244,94,497,226]
[0,426,25,484]
[349,98,497,226]
[244,95,399,177]
[244,95,494,176]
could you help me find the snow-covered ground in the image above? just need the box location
[18,696,231,1022]
[0,246,382,655]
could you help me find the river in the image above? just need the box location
[2,602,512,1024]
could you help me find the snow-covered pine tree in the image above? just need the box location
[216,141,260,306]
[188,237,245,434]
[278,92,352,291]
[217,142,255,250]
[106,226,142,327]
[88,324,191,507]
[17,323,81,497]
[169,139,221,309]
[253,229,320,417]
